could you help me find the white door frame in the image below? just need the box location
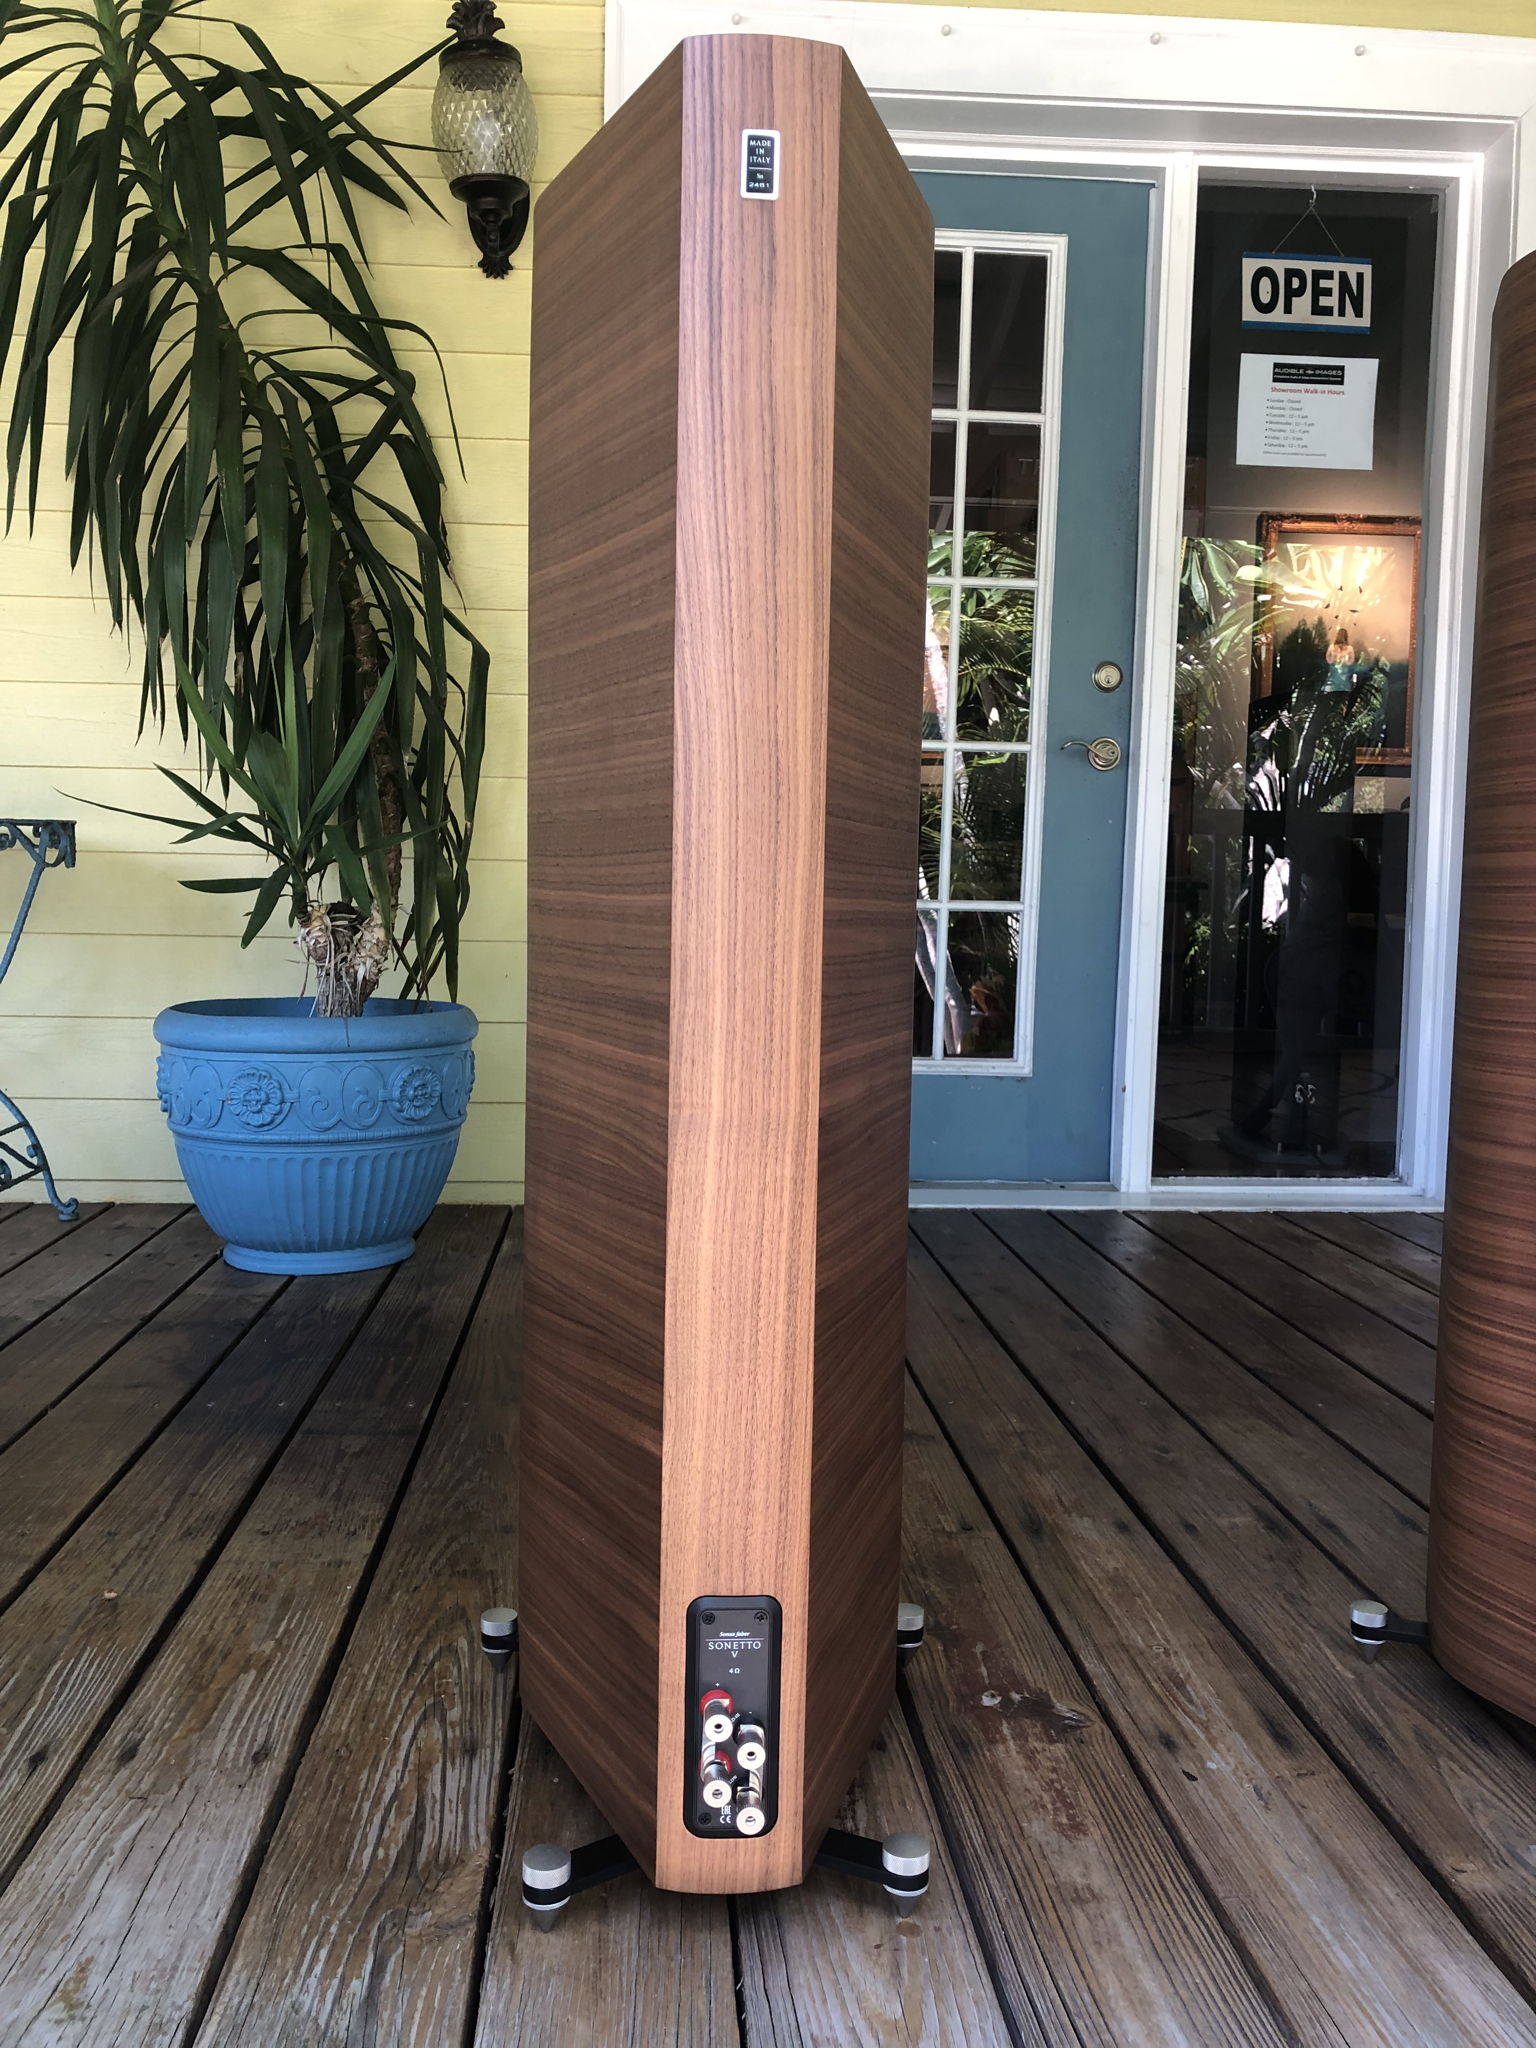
[606,2,1536,1210]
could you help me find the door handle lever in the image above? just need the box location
[1061,736,1122,772]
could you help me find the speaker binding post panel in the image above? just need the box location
[519,32,935,1902]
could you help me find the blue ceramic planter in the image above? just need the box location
[153,997,477,1274]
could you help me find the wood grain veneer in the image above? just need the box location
[522,33,931,1890]
[1430,250,1536,1722]
[802,72,934,1851]
[520,47,683,1861]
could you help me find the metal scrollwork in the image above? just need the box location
[1,819,79,1217]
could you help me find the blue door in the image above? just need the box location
[911,175,1150,1186]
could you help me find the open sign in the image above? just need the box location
[1242,254,1372,331]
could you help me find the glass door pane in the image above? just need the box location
[918,243,1053,1067]
[1156,184,1438,1178]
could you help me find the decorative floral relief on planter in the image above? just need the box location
[442,1048,475,1119]
[225,1066,291,1129]
[391,1063,442,1121]
[156,1052,471,1135]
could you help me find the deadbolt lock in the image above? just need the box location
[1092,661,1124,692]
[1061,736,1122,772]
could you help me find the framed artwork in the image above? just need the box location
[1254,512,1421,770]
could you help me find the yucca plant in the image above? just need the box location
[0,0,488,1016]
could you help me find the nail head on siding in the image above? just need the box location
[1355,42,1367,54]
[940,21,953,32]
[1150,31,1163,44]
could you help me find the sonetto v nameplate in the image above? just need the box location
[684,1596,781,1838]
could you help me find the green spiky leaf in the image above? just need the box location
[0,0,489,1014]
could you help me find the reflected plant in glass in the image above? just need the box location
[1175,538,1275,810]
[944,912,1020,1059]
[920,530,1034,1059]
[948,751,1028,901]
[926,534,1034,743]
[918,757,945,896]
[1248,617,1391,829]
[1169,525,1417,1169]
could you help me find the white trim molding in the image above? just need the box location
[608,0,1536,1210]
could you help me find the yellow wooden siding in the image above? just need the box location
[0,0,598,1201]
[2,0,1525,1201]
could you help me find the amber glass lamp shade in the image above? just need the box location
[432,24,538,278]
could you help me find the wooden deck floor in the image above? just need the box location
[0,1198,1533,2045]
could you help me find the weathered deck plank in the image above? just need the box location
[736,1703,1016,2048]
[1216,1213,1440,1348]
[899,1372,1288,2048]
[1134,1210,1437,1411]
[0,1209,502,2044]
[0,1259,284,1605]
[194,1218,520,2045]
[1286,1211,1443,1294]
[907,1221,1536,2046]
[0,1210,220,1453]
[1058,1210,1432,1504]
[1366,1211,1444,1254]
[474,1719,738,2048]
[0,1202,105,1277]
[0,1199,1530,2047]
[982,1210,1429,1608]
[0,1265,389,1890]
[0,1203,187,1349]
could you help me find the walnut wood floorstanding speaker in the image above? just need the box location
[520,34,933,1890]
[1430,250,1536,1722]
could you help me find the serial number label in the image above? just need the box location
[740,129,780,200]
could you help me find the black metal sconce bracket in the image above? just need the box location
[449,173,531,280]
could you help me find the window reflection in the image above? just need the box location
[947,753,1028,901]
[942,913,1020,1059]
[963,423,1040,566]
[969,254,1047,413]
[919,242,1049,1068]
[929,425,956,568]
[1156,182,1436,1178]
[1160,526,1417,1175]
[932,250,963,409]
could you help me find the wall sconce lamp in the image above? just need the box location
[432,0,539,278]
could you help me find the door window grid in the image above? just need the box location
[918,234,1066,1071]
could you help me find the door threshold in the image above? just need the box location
[908,1179,1438,1211]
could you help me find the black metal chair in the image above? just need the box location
[1,819,78,1217]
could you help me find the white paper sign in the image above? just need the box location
[1236,353,1378,470]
